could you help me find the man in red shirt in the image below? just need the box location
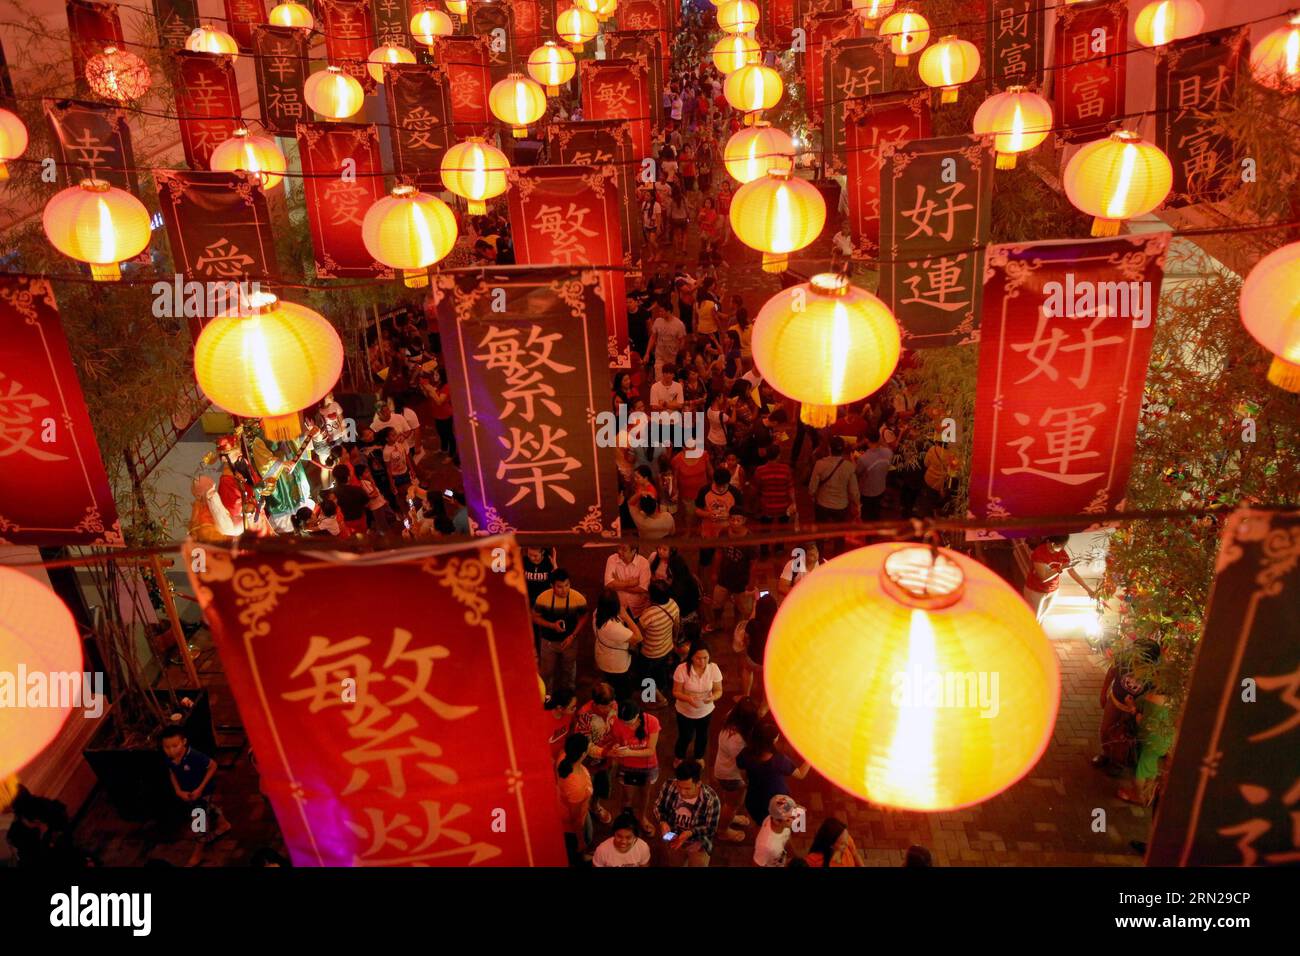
[1023,534,1097,622]
[752,444,794,558]
[671,446,710,530]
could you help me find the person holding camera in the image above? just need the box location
[533,569,590,696]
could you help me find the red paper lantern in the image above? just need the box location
[85,46,151,103]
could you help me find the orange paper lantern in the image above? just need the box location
[304,65,365,121]
[751,273,901,426]
[879,9,930,66]
[1133,0,1204,49]
[0,567,84,781]
[557,6,599,50]
[729,167,826,273]
[1250,15,1300,92]
[441,137,510,214]
[1062,130,1172,236]
[972,86,1053,169]
[268,1,314,29]
[765,543,1060,811]
[368,43,417,84]
[362,185,459,287]
[527,41,577,95]
[712,33,761,74]
[1239,241,1300,392]
[724,63,784,122]
[42,178,151,281]
[596,0,618,21]
[723,121,794,183]
[445,0,467,14]
[410,7,453,46]
[918,35,979,103]
[85,46,151,103]
[186,24,239,59]
[717,0,760,34]
[489,73,547,138]
[193,292,344,440]
[209,128,287,190]
[852,0,896,27]
[0,107,29,181]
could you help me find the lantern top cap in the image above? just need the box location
[101,45,120,55]
[245,290,279,314]
[1290,12,1300,25]
[766,166,794,181]
[325,65,344,74]
[880,545,966,610]
[233,126,251,138]
[938,34,958,42]
[392,184,419,198]
[1110,129,1143,143]
[78,177,112,192]
[1005,84,1029,94]
[809,272,851,297]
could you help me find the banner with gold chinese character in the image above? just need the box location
[844,91,930,259]
[580,58,652,160]
[987,0,1043,90]
[151,0,199,51]
[222,0,268,52]
[66,0,123,88]
[371,0,410,46]
[0,275,123,547]
[805,10,860,125]
[434,266,622,535]
[617,0,670,75]
[1146,508,1300,866]
[185,537,567,866]
[1052,0,1126,143]
[44,98,138,194]
[604,31,664,125]
[511,0,542,52]
[967,233,1170,538]
[384,63,454,190]
[436,36,493,138]
[297,123,394,279]
[878,134,993,347]
[769,0,795,47]
[173,51,242,170]
[507,165,629,366]
[154,170,278,289]
[253,25,310,137]
[548,120,641,265]
[1155,27,1249,209]
[469,0,514,84]
[821,35,894,171]
[319,0,376,84]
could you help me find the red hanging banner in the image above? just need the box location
[296,122,394,279]
[580,58,652,160]
[66,0,124,88]
[805,11,860,125]
[617,0,670,75]
[507,164,629,366]
[844,91,931,259]
[319,0,376,84]
[769,0,795,47]
[604,31,665,125]
[173,51,242,170]
[510,0,542,52]
[0,275,123,547]
[1052,0,1127,143]
[548,120,641,266]
[821,35,894,169]
[468,0,514,84]
[222,0,268,52]
[968,233,1170,539]
[185,537,568,867]
[436,36,494,138]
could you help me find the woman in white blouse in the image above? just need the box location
[672,642,723,765]
[594,589,642,703]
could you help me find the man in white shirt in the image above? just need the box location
[645,309,688,379]
[649,364,685,413]
[777,541,821,601]
[754,795,802,867]
[630,495,675,540]
[604,544,652,618]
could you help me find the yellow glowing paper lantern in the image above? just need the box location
[879,9,930,66]
[1062,130,1172,236]
[445,0,467,15]
[527,41,577,95]
[441,137,510,214]
[186,24,239,59]
[489,72,547,138]
[43,178,151,281]
[1239,241,1300,392]
[918,35,979,103]
[1133,0,1204,49]
[852,0,895,27]
[210,128,288,190]
[724,63,784,123]
[0,567,83,781]
[368,43,417,84]
[713,33,761,74]
[765,543,1060,812]
[752,273,900,427]
[575,0,602,12]
[194,292,344,440]
[596,0,618,21]
[557,5,599,51]
[0,107,30,181]
[1250,15,1300,92]
[723,121,794,183]
[85,46,151,103]
[717,0,760,35]
[268,1,314,29]
[972,85,1053,169]
[304,66,365,121]
[729,167,826,273]
[362,185,459,288]
[410,6,454,46]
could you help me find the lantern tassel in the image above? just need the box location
[263,412,303,441]
[547,84,558,95]
[895,54,910,67]
[513,126,527,139]
[469,199,486,215]
[762,252,788,274]
[941,87,959,104]
[402,268,430,289]
[0,162,8,181]
[996,152,1018,170]
[90,262,121,281]
[799,403,837,428]
[1091,216,1122,237]
[1267,355,1300,393]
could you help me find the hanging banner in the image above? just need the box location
[604,31,665,124]
[805,11,860,125]
[618,0,670,74]
[436,36,494,138]
[372,0,411,45]
[319,0,375,84]
[151,0,200,51]
[222,0,268,52]
[511,0,542,52]
[822,35,893,170]
[580,58,652,160]
[987,0,1044,91]
[185,538,568,867]
[0,275,123,548]
[384,63,454,189]
[878,133,994,348]
[435,266,622,535]
[66,1,124,87]
[1052,0,1127,143]
[507,165,629,366]
[844,90,931,258]
[1155,27,1249,209]
[173,51,242,171]
[154,169,278,282]
[297,123,394,279]
[967,233,1170,538]
[253,25,310,137]
[770,0,795,47]
[548,119,641,266]
[536,0,556,39]
[1146,508,1300,866]
[468,0,514,84]
[44,98,138,194]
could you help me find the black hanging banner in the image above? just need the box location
[253,26,310,137]
[44,97,138,193]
